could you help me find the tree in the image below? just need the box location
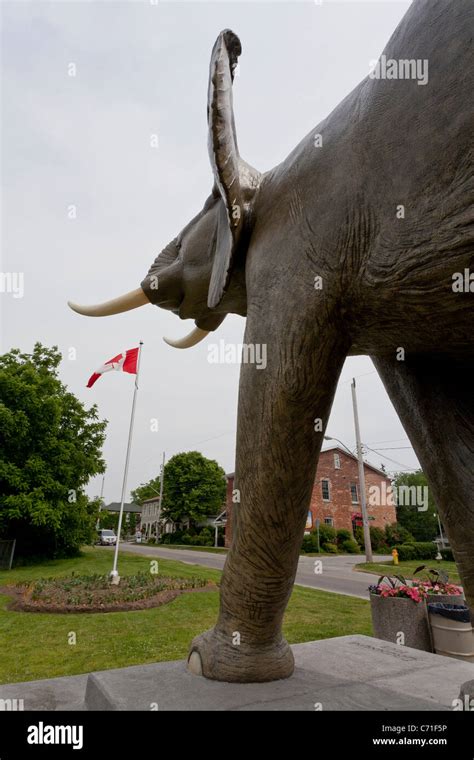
[0,344,107,558]
[393,470,440,542]
[133,451,226,524]
[130,475,161,506]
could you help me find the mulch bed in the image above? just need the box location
[0,583,217,614]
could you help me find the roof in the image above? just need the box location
[226,446,390,481]
[320,445,389,478]
[140,496,161,504]
[104,502,142,513]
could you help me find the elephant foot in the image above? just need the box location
[187,626,294,683]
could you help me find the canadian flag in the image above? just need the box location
[87,347,140,388]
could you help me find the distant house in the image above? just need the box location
[224,446,397,548]
[105,502,141,515]
[139,496,226,541]
[139,497,163,540]
[103,502,142,532]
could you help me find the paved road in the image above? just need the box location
[107,544,391,599]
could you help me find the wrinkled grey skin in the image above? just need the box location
[100,0,474,681]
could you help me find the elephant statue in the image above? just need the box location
[69,0,474,682]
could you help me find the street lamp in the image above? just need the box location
[323,435,353,455]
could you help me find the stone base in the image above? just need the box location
[1,636,473,711]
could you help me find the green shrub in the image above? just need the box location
[318,525,336,545]
[369,526,388,552]
[323,542,338,554]
[393,544,416,561]
[160,531,185,545]
[441,547,454,562]
[193,528,214,547]
[341,539,359,554]
[336,529,352,546]
[301,532,323,553]
[354,526,364,548]
[394,542,437,561]
[385,523,415,547]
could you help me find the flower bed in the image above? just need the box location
[2,572,216,613]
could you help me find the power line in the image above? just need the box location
[191,430,234,446]
[364,445,419,472]
[366,438,410,445]
[373,446,413,451]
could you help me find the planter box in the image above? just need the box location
[370,594,433,652]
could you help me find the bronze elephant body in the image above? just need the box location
[70,0,474,682]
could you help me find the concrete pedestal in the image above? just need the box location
[1,635,473,711]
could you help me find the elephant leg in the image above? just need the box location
[373,355,474,616]
[188,310,349,682]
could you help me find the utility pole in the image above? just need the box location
[157,451,165,541]
[351,378,373,562]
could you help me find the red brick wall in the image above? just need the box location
[308,450,396,533]
[224,449,396,546]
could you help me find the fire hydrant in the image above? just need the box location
[392,548,399,566]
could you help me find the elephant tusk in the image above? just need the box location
[68,287,150,317]
[163,327,210,349]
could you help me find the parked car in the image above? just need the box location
[98,529,117,546]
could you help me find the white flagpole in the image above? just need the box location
[110,341,144,583]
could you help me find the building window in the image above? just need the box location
[321,479,330,501]
[350,483,359,504]
[324,517,334,526]
[334,452,341,469]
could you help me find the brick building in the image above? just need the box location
[224,445,396,548]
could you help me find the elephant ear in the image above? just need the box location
[207,29,261,309]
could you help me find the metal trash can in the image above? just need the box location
[428,603,474,662]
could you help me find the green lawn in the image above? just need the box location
[0,548,371,684]
[355,559,461,584]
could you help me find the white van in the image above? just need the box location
[98,529,117,546]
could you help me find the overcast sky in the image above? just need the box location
[1,0,421,504]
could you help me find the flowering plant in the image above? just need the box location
[413,565,463,596]
[369,576,426,603]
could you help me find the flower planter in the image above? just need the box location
[370,593,433,652]
[428,603,474,663]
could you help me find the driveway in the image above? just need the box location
[107,544,391,599]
